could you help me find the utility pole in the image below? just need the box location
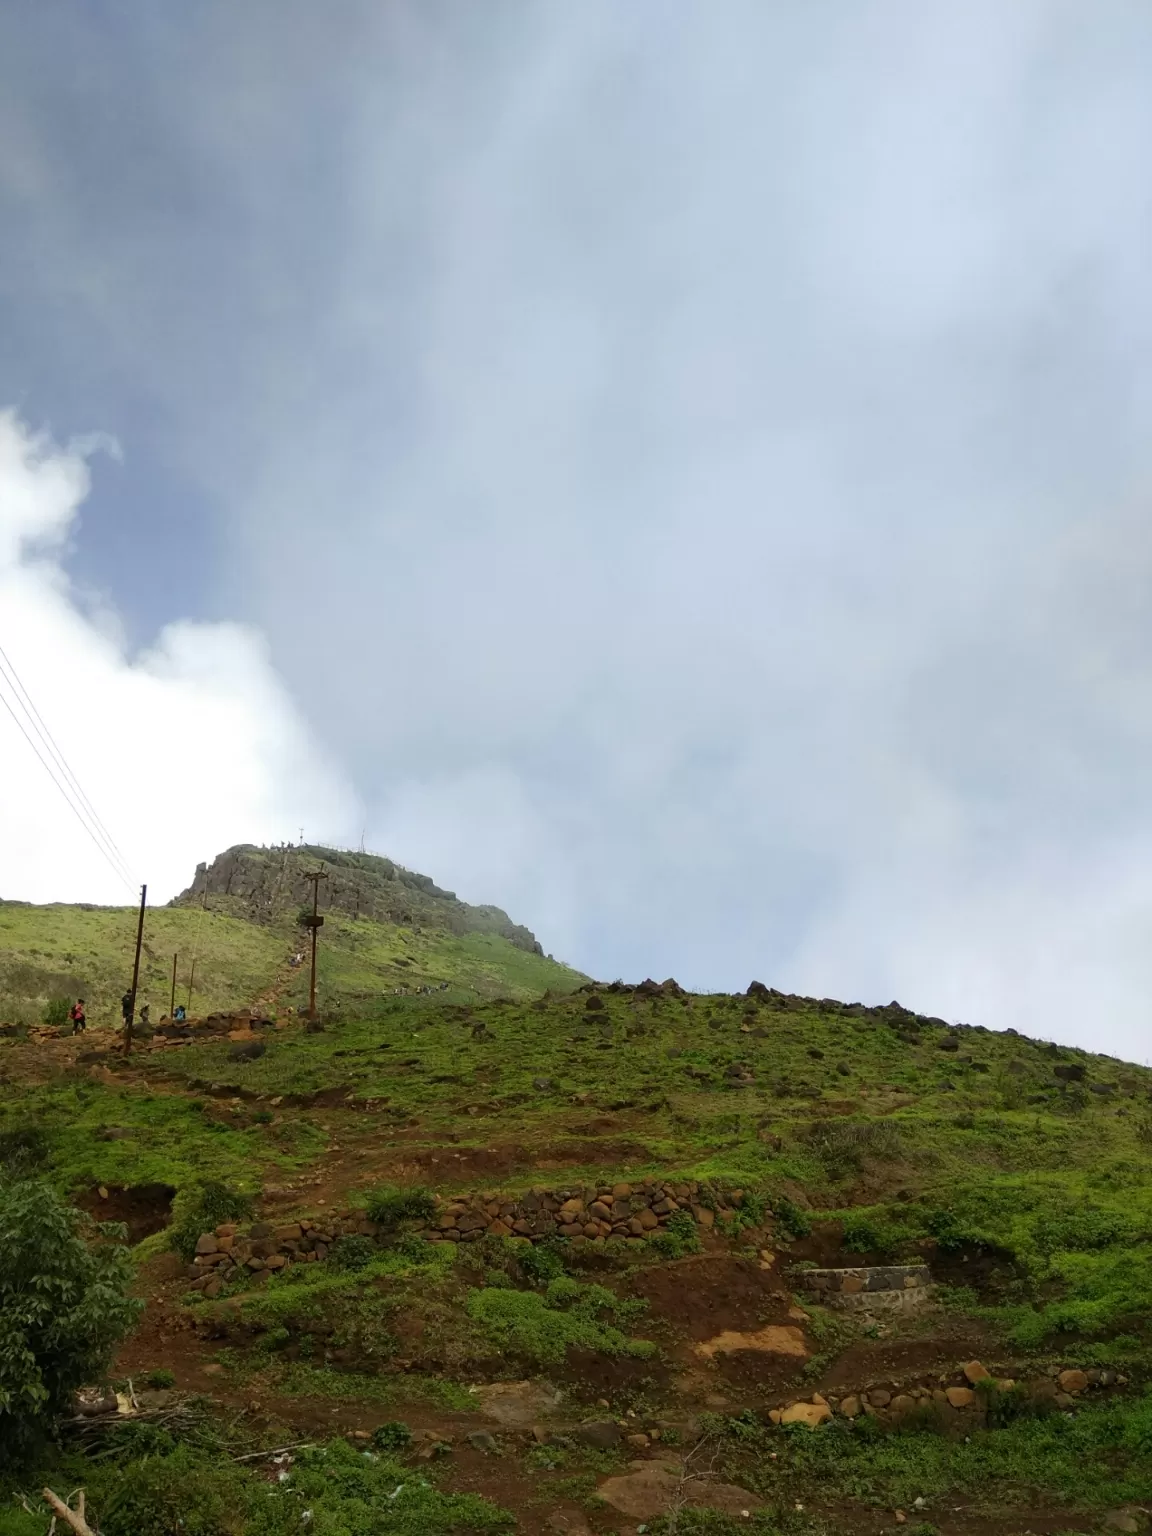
[169,952,178,1019]
[124,884,146,1056]
[303,868,328,1019]
[186,957,196,1015]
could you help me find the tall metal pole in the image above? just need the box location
[304,869,328,1019]
[125,884,146,1056]
[169,952,178,1019]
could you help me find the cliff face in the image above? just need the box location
[169,844,544,955]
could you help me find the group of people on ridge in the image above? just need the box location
[58,993,186,1036]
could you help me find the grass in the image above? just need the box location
[465,1277,655,1364]
[700,1390,1152,1513]
[0,895,584,1033]
[0,1433,513,1535]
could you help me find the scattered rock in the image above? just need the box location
[945,1387,975,1409]
[475,1381,562,1427]
[576,1420,622,1450]
[868,1389,892,1408]
[1103,1511,1142,1533]
[839,1395,862,1418]
[466,1430,499,1454]
[695,1326,807,1361]
[779,1402,832,1429]
[1058,1369,1089,1395]
[963,1360,992,1385]
[597,1462,763,1521]
[228,1039,266,1061]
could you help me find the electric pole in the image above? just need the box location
[169,951,178,1019]
[124,884,147,1056]
[303,868,328,1019]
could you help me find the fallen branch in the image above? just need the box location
[231,1440,316,1462]
[42,1489,96,1536]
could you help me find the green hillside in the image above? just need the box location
[0,844,586,1030]
[5,955,1152,1530]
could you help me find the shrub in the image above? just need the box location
[0,1177,142,1463]
[168,1180,253,1262]
[41,997,71,1029]
[327,1233,375,1271]
[774,1195,812,1239]
[93,1442,252,1536]
[144,1368,175,1389]
[466,1278,653,1364]
[515,1238,567,1286]
[372,1419,412,1450]
[806,1119,902,1178]
[0,1124,51,1175]
[649,1209,702,1260]
[364,1184,437,1230]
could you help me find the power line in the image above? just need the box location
[0,640,133,879]
[0,664,135,894]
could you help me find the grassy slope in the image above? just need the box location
[0,899,585,1029]
[5,983,1152,1531]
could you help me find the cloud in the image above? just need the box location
[0,411,358,904]
[2,4,1152,1057]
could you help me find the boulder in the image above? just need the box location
[1058,1369,1089,1395]
[945,1387,975,1408]
[576,1421,622,1450]
[780,1401,832,1429]
[963,1360,992,1385]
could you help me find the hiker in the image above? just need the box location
[69,998,86,1035]
[120,991,133,1030]
[174,1004,186,1022]
[139,1004,151,1031]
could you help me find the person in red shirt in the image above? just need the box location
[69,998,86,1035]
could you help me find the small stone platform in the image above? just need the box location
[794,1263,935,1311]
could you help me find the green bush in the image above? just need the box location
[514,1237,567,1285]
[364,1184,437,1230]
[371,1419,412,1450]
[806,1119,901,1178]
[0,1125,51,1175]
[466,1277,653,1363]
[0,1177,141,1463]
[327,1233,375,1271]
[41,997,71,1029]
[169,1180,253,1262]
[649,1209,702,1259]
[144,1368,175,1389]
[773,1195,812,1239]
[94,1442,251,1536]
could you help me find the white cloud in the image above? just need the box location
[0,411,357,904]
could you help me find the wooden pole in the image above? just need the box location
[186,956,196,1015]
[124,884,146,1056]
[304,869,328,1019]
[169,951,178,1019]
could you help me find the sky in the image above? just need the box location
[2,2,1152,1057]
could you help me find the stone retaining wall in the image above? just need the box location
[186,1178,760,1298]
[425,1178,743,1245]
[794,1264,934,1311]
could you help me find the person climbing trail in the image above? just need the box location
[69,998,86,1034]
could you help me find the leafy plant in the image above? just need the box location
[168,1179,254,1262]
[773,1195,812,1239]
[0,1176,142,1463]
[372,1419,412,1450]
[514,1237,568,1286]
[327,1233,376,1271]
[0,1124,51,1175]
[364,1184,437,1230]
[41,997,71,1029]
